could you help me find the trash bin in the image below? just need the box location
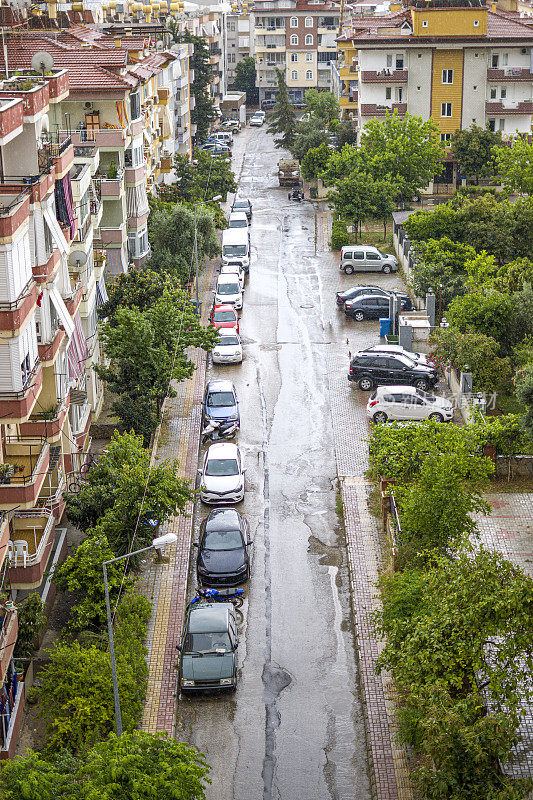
[379,318,391,338]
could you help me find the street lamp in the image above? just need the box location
[193,195,222,315]
[102,531,178,736]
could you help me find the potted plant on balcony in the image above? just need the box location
[38,406,56,421]
[0,590,16,612]
[11,463,24,474]
[108,161,118,180]
[0,463,14,483]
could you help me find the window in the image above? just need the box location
[488,119,496,131]
[502,53,508,65]
[130,92,141,120]
[441,102,452,117]
[291,52,298,62]
[490,87,497,99]
[291,70,298,79]
[290,16,298,27]
[440,133,451,142]
[417,53,422,58]
[499,118,505,130]
[500,87,506,99]
[395,54,403,69]
[386,54,393,67]
[306,52,313,61]
[385,87,392,100]
[365,252,380,260]
[305,16,313,26]
[422,19,428,27]
[473,19,479,26]
[442,69,453,84]
[306,69,313,79]
[491,54,499,68]
[230,22,236,31]
[290,34,298,44]
[305,34,313,44]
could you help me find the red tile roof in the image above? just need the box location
[345,8,533,39]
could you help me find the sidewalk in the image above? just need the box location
[139,263,215,734]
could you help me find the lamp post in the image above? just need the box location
[102,532,177,736]
[193,195,222,315]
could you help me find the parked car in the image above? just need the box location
[348,351,439,392]
[178,602,238,693]
[366,386,454,424]
[250,113,264,126]
[199,442,245,505]
[344,294,411,321]
[214,273,243,310]
[340,246,398,275]
[261,99,276,110]
[228,211,249,231]
[210,304,239,333]
[195,508,252,587]
[202,379,239,426]
[212,331,243,365]
[361,344,429,366]
[198,142,232,157]
[220,262,245,291]
[221,120,240,132]
[232,198,252,220]
[336,285,413,311]
[213,131,233,147]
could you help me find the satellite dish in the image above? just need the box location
[31,51,54,77]
[68,250,88,269]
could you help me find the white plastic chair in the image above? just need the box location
[6,540,14,566]
[13,540,29,568]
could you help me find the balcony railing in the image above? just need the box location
[2,436,48,486]
[361,69,407,83]
[9,511,55,567]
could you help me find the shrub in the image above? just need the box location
[13,593,46,661]
[330,218,352,251]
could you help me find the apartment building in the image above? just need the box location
[250,0,339,103]
[226,6,252,86]
[0,68,102,756]
[338,0,533,143]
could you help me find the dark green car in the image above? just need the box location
[178,602,238,693]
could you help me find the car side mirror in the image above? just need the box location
[197,469,203,476]
[233,642,239,650]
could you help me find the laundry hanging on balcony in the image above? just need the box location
[54,173,76,239]
[104,248,128,282]
[95,275,109,308]
[43,207,68,256]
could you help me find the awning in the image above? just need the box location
[48,285,74,338]
[43,206,69,255]
[67,312,89,381]
[104,248,128,281]
[95,276,109,308]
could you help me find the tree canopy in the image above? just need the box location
[451,124,503,184]
[267,68,297,149]
[495,137,533,196]
[233,56,258,104]
[159,148,237,206]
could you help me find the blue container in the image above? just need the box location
[379,318,391,337]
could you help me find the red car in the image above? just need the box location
[210,304,239,333]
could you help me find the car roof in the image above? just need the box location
[343,245,378,252]
[213,304,237,312]
[188,603,232,632]
[233,198,250,205]
[206,442,239,458]
[375,385,418,396]
[205,507,243,531]
[229,211,248,220]
[365,345,405,354]
[217,273,241,283]
[206,379,235,393]
[217,330,240,339]
[349,294,387,303]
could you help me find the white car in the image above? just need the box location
[214,274,243,310]
[219,263,245,291]
[212,331,243,364]
[367,386,453,424]
[199,442,245,504]
[228,211,249,231]
[362,344,429,366]
[250,113,264,126]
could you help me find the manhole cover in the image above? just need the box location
[260,344,282,351]
[300,303,314,309]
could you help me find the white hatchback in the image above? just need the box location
[367,386,454,424]
[212,331,243,364]
[219,263,245,291]
[199,442,245,505]
[214,274,243,310]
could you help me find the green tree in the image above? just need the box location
[451,123,503,184]
[495,137,533,195]
[300,142,331,181]
[320,143,362,186]
[66,430,192,554]
[428,325,513,392]
[327,172,375,241]
[267,68,297,149]
[234,56,258,104]
[360,111,445,199]
[13,593,46,661]
[515,362,533,439]
[0,751,80,800]
[81,731,211,799]
[98,269,171,321]
[371,178,398,238]
[290,119,330,161]
[411,236,477,308]
[334,120,357,149]
[159,149,237,206]
[303,88,339,124]
[447,289,523,354]
[174,30,215,142]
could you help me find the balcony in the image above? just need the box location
[486,100,533,115]
[37,325,66,366]
[0,609,17,683]
[160,155,173,173]
[95,170,125,198]
[0,187,30,239]
[98,223,126,245]
[0,280,37,332]
[0,436,50,510]
[0,76,49,121]
[157,87,170,105]
[360,102,406,117]
[7,511,56,588]
[38,462,66,518]
[0,362,42,424]
[20,396,69,440]
[361,69,407,84]
[488,68,533,82]
[46,69,69,103]
[0,98,23,146]
[64,280,83,316]
[60,128,129,149]
[91,197,103,228]
[340,94,358,108]
[33,249,60,284]
[124,164,146,184]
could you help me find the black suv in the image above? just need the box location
[348,351,439,391]
[344,294,411,321]
[336,286,413,311]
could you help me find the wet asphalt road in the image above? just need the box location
[175,125,399,800]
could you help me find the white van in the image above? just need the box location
[222,228,250,270]
[214,273,243,310]
[340,246,399,275]
[213,131,233,146]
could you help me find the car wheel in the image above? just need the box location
[354,310,365,321]
[382,265,392,274]
[414,378,430,391]
[429,412,444,422]
[373,411,388,424]
[358,376,374,391]
[344,265,354,275]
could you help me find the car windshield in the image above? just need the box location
[416,389,436,403]
[208,391,235,407]
[204,529,243,551]
[224,245,247,256]
[218,282,240,295]
[396,355,417,368]
[205,458,239,476]
[378,251,387,258]
[229,219,247,228]
[234,202,248,210]
[213,311,236,322]
[185,631,232,654]
[218,336,240,346]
